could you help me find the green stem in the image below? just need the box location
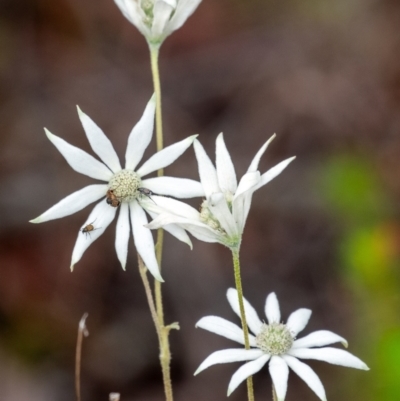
[138,257,173,401]
[149,43,164,169]
[231,247,255,401]
[149,42,173,401]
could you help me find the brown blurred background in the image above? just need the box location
[1,0,400,400]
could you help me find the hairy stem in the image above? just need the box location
[149,42,173,401]
[138,257,173,401]
[75,313,89,401]
[231,247,255,401]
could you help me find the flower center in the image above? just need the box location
[199,200,227,235]
[255,323,294,355]
[108,170,142,202]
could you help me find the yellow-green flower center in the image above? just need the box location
[256,323,294,355]
[108,169,142,202]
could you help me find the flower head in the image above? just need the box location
[30,95,203,281]
[114,0,202,45]
[146,134,295,249]
[195,289,369,400]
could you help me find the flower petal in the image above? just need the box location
[265,292,281,324]
[77,106,122,173]
[233,171,260,200]
[196,316,256,346]
[30,184,108,223]
[226,288,263,336]
[247,134,276,173]
[227,354,270,396]
[288,347,369,370]
[292,330,348,350]
[195,348,263,376]
[255,157,296,190]
[165,0,202,36]
[208,193,238,237]
[137,135,197,177]
[143,195,201,220]
[146,212,220,243]
[193,139,220,198]
[141,177,204,198]
[286,308,311,336]
[232,171,260,232]
[113,0,149,36]
[130,200,163,282]
[125,95,156,171]
[147,210,193,249]
[216,133,237,194]
[115,202,130,270]
[283,355,327,401]
[269,356,289,401]
[152,0,175,38]
[45,129,113,181]
[70,200,117,270]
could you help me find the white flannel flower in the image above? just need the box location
[114,0,202,45]
[195,289,369,400]
[146,134,295,249]
[30,95,203,281]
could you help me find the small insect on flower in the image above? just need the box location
[106,189,121,208]
[81,221,101,238]
[137,187,156,204]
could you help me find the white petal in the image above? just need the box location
[113,0,149,36]
[193,139,220,198]
[143,195,201,220]
[164,223,193,248]
[77,107,122,173]
[265,292,281,324]
[30,184,108,223]
[137,135,197,177]
[145,212,204,230]
[247,134,276,173]
[45,129,113,181]
[286,308,311,336]
[216,133,237,194]
[147,210,192,249]
[233,171,260,200]
[195,349,263,376]
[226,288,263,336]
[125,95,156,171]
[145,212,222,244]
[165,0,202,36]
[115,202,130,270]
[283,355,327,401]
[141,177,204,198]
[152,0,174,37]
[292,330,348,349]
[288,347,369,370]
[232,171,260,232]
[269,356,289,401]
[130,200,163,282]
[208,193,238,237]
[196,316,256,346]
[227,354,270,396]
[70,201,117,270]
[255,157,296,190]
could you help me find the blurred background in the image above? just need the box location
[1,0,400,400]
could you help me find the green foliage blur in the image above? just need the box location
[320,154,400,401]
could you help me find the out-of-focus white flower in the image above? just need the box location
[195,289,369,400]
[146,134,295,249]
[30,95,203,281]
[114,0,202,44]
